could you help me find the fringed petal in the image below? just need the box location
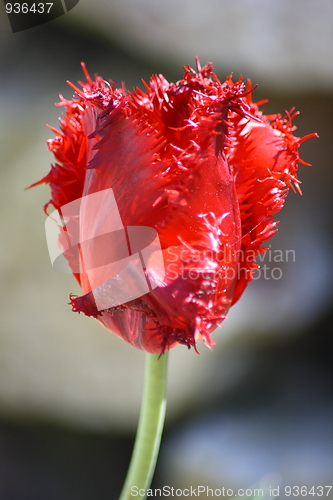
[227,86,318,304]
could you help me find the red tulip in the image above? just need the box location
[32,60,317,353]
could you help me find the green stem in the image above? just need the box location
[119,352,169,500]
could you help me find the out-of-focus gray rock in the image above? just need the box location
[163,359,333,495]
[69,0,333,92]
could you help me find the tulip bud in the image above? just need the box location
[31,60,317,353]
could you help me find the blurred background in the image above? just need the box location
[0,0,333,498]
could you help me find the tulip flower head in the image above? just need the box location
[32,60,317,354]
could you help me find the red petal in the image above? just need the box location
[228,97,316,304]
[29,69,119,212]
[75,65,245,353]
